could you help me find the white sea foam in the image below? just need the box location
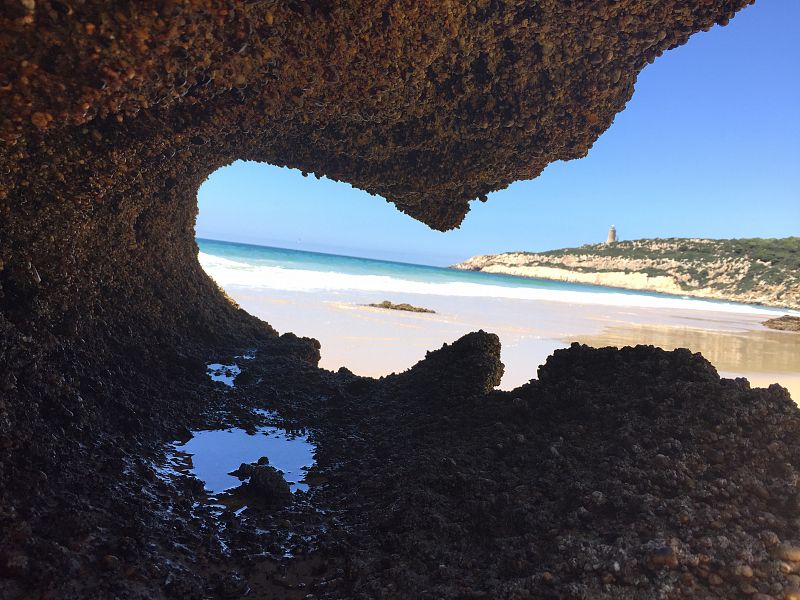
[198,252,792,316]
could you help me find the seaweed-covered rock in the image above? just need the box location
[764,315,800,332]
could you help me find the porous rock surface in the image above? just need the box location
[4,1,794,599]
[2,0,752,228]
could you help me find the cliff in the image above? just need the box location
[454,237,800,309]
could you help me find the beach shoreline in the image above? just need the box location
[200,246,800,398]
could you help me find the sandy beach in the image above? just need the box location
[217,283,800,400]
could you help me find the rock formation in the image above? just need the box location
[454,237,800,309]
[6,1,793,598]
[764,315,800,332]
[367,300,436,313]
[0,0,755,355]
[2,0,752,228]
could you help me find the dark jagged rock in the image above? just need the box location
[235,463,293,508]
[390,329,504,397]
[267,343,800,599]
[0,0,754,479]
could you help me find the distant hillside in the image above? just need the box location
[452,237,800,310]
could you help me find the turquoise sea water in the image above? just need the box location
[198,237,663,298]
[196,237,792,316]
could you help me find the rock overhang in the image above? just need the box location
[1,0,753,231]
[6,3,796,598]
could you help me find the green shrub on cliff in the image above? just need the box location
[493,237,800,308]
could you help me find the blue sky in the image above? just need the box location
[197,0,799,266]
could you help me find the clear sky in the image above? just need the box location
[196,0,799,266]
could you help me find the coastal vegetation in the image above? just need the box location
[454,237,800,309]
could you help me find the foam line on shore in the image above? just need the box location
[199,252,792,316]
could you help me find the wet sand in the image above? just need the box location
[221,286,799,400]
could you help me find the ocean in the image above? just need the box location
[197,237,786,316]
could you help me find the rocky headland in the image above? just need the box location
[453,237,800,310]
[4,1,797,599]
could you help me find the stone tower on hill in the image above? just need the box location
[607,225,617,244]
